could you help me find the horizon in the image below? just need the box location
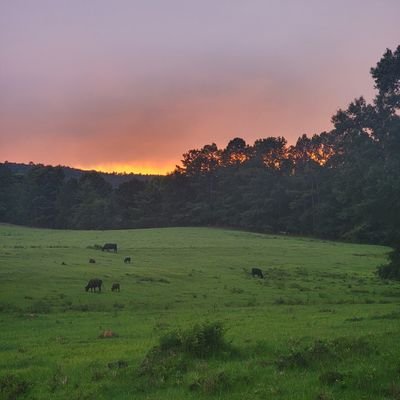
[1,1,400,175]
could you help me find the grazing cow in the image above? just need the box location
[251,267,264,279]
[89,258,96,264]
[124,257,131,264]
[102,243,117,253]
[111,283,120,292]
[85,278,103,292]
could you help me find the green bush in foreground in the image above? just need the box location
[138,322,234,389]
[159,321,227,358]
[377,248,400,280]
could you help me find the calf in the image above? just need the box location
[111,283,120,292]
[85,278,103,292]
[124,257,131,264]
[89,258,96,264]
[251,267,264,279]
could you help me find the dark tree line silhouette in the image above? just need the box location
[1,46,399,256]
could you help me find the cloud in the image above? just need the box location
[1,0,399,172]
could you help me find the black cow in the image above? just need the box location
[124,257,131,264]
[251,267,264,279]
[111,283,120,292]
[89,258,96,264]
[102,243,117,253]
[85,278,103,292]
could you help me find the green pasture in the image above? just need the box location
[0,225,399,399]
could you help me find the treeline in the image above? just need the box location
[0,45,399,245]
[2,162,156,188]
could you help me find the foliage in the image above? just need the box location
[158,321,228,358]
[377,248,400,280]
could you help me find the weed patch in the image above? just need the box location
[189,371,235,394]
[277,337,374,370]
[0,374,30,399]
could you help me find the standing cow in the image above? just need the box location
[251,268,264,279]
[85,279,103,292]
[102,243,117,253]
[111,283,120,292]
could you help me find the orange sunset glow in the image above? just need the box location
[74,162,176,176]
[1,1,399,172]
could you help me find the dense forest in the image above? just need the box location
[1,45,399,247]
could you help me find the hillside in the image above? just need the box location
[1,161,158,187]
[0,225,399,399]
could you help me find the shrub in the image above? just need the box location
[158,321,228,358]
[138,322,232,385]
[159,330,182,351]
[181,322,227,358]
[377,248,400,280]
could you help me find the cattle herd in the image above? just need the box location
[85,243,123,293]
[84,243,265,294]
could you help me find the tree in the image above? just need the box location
[221,137,249,166]
[72,172,113,229]
[371,45,400,113]
[24,165,65,227]
[114,178,146,227]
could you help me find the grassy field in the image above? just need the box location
[0,224,399,400]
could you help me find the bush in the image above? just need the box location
[159,331,182,351]
[138,322,232,387]
[158,321,227,358]
[377,248,400,280]
[377,263,400,280]
[182,322,227,358]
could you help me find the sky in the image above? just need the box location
[1,1,399,174]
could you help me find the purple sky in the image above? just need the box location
[1,0,399,173]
